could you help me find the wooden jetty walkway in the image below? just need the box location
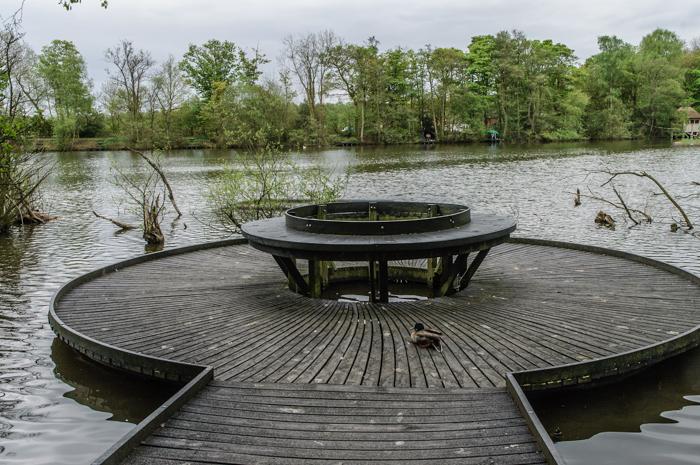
[49,239,700,465]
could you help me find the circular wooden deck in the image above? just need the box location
[51,240,700,389]
[49,239,700,465]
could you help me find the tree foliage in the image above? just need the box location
[37,40,93,147]
[4,26,699,148]
[209,146,346,233]
[104,40,154,143]
[179,40,266,100]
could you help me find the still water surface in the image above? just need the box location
[0,141,698,464]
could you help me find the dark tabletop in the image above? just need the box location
[241,213,516,261]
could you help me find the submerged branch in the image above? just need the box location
[595,170,693,230]
[129,148,182,218]
[611,185,639,226]
[92,211,136,230]
[570,188,653,226]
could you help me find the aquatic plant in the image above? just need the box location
[0,119,53,234]
[209,146,347,234]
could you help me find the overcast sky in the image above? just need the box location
[11,0,700,87]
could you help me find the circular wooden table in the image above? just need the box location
[242,200,516,302]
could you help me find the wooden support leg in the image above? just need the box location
[445,253,469,296]
[435,255,455,297]
[308,259,323,298]
[378,260,389,303]
[426,257,436,289]
[425,204,437,290]
[458,248,491,291]
[273,256,310,295]
[369,260,377,302]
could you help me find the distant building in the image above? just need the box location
[678,107,700,137]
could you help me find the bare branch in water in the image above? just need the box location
[590,170,693,230]
[92,211,136,230]
[611,185,639,226]
[128,148,182,218]
[568,188,653,226]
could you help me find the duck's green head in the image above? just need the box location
[413,322,424,331]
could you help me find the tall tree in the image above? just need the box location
[105,40,154,142]
[326,37,379,142]
[283,30,337,145]
[1,18,45,120]
[634,29,685,137]
[151,54,188,143]
[179,39,265,100]
[582,36,636,138]
[467,35,498,130]
[425,47,468,139]
[38,40,93,144]
[683,39,700,108]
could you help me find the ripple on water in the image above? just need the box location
[558,403,700,465]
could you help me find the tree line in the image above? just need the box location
[2,24,700,150]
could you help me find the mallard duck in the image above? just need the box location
[409,323,443,352]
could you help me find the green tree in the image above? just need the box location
[466,35,498,132]
[425,47,469,140]
[683,40,700,108]
[581,36,636,138]
[180,39,266,100]
[105,40,154,143]
[38,40,93,147]
[151,55,189,146]
[634,29,686,137]
[198,81,233,147]
[327,38,380,143]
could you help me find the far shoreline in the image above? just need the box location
[32,136,682,154]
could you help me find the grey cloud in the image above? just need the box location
[12,0,699,87]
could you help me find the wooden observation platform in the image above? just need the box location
[48,204,700,465]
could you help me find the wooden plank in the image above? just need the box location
[119,381,546,465]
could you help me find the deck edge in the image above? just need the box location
[91,366,213,465]
[506,372,566,465]
[506,237,700,465]
[48,238,246,381]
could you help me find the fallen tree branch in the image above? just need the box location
[93,210,136,230]
[569,189,653,224]
[611,185,639,226]
[598,170,693,229]
[129,148,182,218]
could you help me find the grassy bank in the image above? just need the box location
[672,138,700,146]
[33,137,215,152]
[34,133,595,153]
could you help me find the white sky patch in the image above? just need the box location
[10,0,700,88]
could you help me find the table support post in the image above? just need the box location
[378,260,389,303]
[273,255,310,296]
[308,259,322,298]
[427,257,436,289]
[435,255,454,297]
[458,248,491,291]
[426,204,437,290]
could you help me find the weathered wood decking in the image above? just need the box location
[48,240,700,465]
[123,382,545,465]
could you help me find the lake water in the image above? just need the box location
[0,141,698,464]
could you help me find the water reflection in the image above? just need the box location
[52,340,180,423]
[530,347,700,465]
